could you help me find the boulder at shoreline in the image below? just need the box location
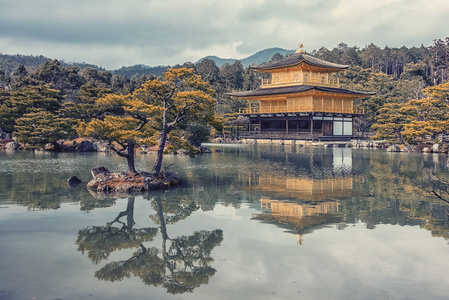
[4,141,19,150]
[67,176,82,187]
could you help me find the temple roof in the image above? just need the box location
[229,85,375,98]
[253,52,349,71]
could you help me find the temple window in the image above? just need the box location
[321,76,326,84]
[304,74,309,82]
[294,74,300,82]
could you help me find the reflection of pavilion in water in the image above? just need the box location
[252,148,353,244]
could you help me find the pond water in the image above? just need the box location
[1,144,449,300]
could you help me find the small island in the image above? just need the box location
[87,166,182,194]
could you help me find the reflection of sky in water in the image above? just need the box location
[1,146,449,300]
[188,205,449,300]
[333,147,352,174]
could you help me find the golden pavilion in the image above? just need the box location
[230,45,374,140]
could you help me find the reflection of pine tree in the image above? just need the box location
[423,171,449,206]
[76,197,158,264]
[77,196,223,294]
[95,246,165,284]
[159,229,223,294]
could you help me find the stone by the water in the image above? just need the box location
[67,176,82,187]
[76,140,95,152]
[4,141,19,150]
[199,146,212,153]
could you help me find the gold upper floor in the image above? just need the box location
[258,61,342,88]
[261,69,340,88]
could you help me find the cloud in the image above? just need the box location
[0,0,447,69]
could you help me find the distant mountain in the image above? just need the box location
[197,47,295,68]
[0,47,295,78]
[240,47,295,67]
[0,54,52,74]
[198,56,237,68]
[0,53,105,75]
[61,61,105,71]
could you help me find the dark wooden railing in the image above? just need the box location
[238,131,321,140]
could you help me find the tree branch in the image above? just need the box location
[108,141,128,158]
[132,114,148,131]
[167,102,193,128]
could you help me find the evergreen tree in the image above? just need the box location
[372,82,449,144]
[0,85,62,133]
[401,82,449,143]
[195,58,219,85]
[78,68,217,175]
[371,102,410,143]
[14,108,75,148]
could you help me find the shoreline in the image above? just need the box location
[1,137,448,154]
[208,138,449,153]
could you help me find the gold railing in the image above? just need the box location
[261,77,339,88]
[239,106,364,115]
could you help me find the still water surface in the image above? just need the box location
[1,144,449,300]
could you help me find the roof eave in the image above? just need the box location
[228,86,375,98]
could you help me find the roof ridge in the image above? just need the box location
[253,52,349,70]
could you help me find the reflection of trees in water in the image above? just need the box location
[0,151,98,209]
[78,196,116,212]
[244,146,355,179]
[77,197,158,264]
[5,147,449,242]
[251,150,449,241]
[0,169,97,209]
[76,195,223,294]
[416,170,449,238]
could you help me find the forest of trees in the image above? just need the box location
[2,38,449,149]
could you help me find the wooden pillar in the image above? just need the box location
[310,118,313,134]
[286,117,289,135]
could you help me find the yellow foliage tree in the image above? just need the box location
[372,82,449,144]
[134,68,217,175]
[401,82,449,143]
[371,102,411,143]
[78,68,217,175]
[77,93,159,173]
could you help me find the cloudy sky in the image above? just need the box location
[0,0,448,70]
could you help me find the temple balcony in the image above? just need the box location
[261,77,339,88]
[239,105,364,115]
[236,131,353,141]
